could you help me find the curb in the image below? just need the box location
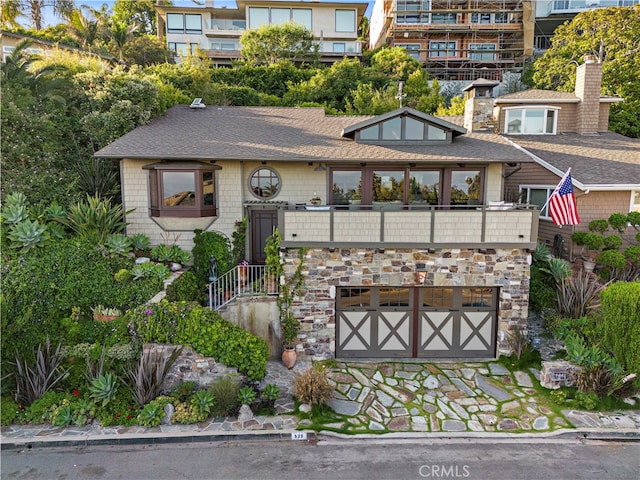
[3,427,638,451]
[0,429,316,451]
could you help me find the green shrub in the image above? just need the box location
[166,270,201,303]
[1,238,162,360]
[600,282,640,387]
[94,389,139,427]
[1,397,20,426]
[64,194,131,245]
[125,301,268,380]
[529,265,556,314]
[192,229,233,288]
[550,389,567,405]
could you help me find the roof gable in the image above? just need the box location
[341,107,467,144]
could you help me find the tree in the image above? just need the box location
[240,22,319,66]
[1,0,74,30]
[369,46,421,82]
[530,5,640,138]
[121,35,172,66]
[112,0,159,36]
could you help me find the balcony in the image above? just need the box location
[205,19,246,33]
[278,204,538,249]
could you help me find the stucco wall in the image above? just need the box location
[284,247,531,361]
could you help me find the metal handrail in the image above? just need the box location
[208,264,278,310]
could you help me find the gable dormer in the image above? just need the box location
[341,107,467,145]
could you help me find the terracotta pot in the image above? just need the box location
[94,314,118,323]
[282,347,297,369]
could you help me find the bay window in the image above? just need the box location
[144,163,219,218]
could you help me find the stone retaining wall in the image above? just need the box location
[144,344,243,393]
[283,247,531,361]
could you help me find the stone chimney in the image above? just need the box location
[575,56,602,135]
[463,78,499,132]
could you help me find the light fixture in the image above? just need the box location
[314,163,326,171]
[261,161,267,165]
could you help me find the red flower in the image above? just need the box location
[126,414,132,420]
[73,389,79,397]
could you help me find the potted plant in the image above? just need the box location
[237,260,249,286]
[92,305,122,322]
[571,218,624,272]
[309,195,321,206]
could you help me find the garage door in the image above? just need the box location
[336,287,497,359]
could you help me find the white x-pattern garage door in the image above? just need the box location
[336,287,497,359]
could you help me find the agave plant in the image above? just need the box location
[1,203,28,225]
[262,383,280,402]
[44,203,67,223]
[131,233,151,254]
[65,194,132,245]
[137,402,164,428]
[191,389,215,419]
[106,233,133,255]
[89,373,119,407]
[237,386,257,406]
[8,219,48,251]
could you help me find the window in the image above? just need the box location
[357,116,448,142]
[336,9,356,32]
[168,42,197,56]
[469,43,496,61]
[331,167,484,207]
[333,43,346,53]
[249,167,281,199]
[166,13,202,34]
[431,13,457,24]
[248,7,312,29]
[631,191,640,213]
[396,0,430,24]
[144,163,218,218]
[521,186,554,219]
[505,107,558,134]
[396,43,421,60]
[429,41,456,58]
[210,41,237,50]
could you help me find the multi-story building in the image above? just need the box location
[533,0,640,52]
[369,0,534,81]
[155,0,368,65]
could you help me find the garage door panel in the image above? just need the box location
[378,311,411,352]
[419,312,454,352]
[460,312,495,351]
[337,311,372,352]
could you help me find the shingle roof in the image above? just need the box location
[509,132,640,187]
[495,89,579,102]
[94,106,532,164]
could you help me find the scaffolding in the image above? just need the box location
[379,0,534,81]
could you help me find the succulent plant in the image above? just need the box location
[262,384,280,401]
[237,386,257,405]
[106,233,133,255]
[8,219,47,251]
[2,203,28,225]
[131,233,151,253]
[137,402,164,428]
[44,204,67,223]
[191,389,215,419]
[88,373,119,407]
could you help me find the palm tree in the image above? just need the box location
[108,21,138,62]
[65,4,111,50]
[1,0,74,30]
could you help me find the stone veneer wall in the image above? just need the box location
[283,247,531,361]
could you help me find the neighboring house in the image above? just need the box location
[533,0,640,52]
[368,0,534,81]
[95,100,539,362]
[497,60,640,259]
[155,0,368,65]
[0,30,116,63]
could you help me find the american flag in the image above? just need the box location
[548,169,580,226]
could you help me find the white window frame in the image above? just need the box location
[504,106,560,135]
[521,185,554,220]
[336,9,356,32]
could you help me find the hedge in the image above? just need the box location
[126,301,268,381]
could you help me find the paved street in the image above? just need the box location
[3,437,639,480]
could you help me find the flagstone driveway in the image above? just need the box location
[320,361,568,434]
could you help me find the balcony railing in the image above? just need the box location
[278,204,539,249]
[205,19,246,32]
